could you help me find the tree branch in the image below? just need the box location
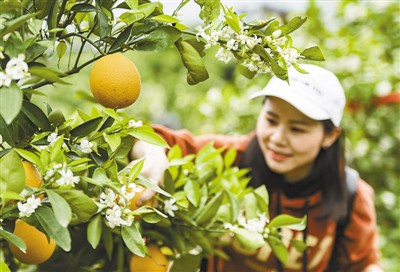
[60,32,106,56]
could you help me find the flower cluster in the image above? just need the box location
[17,195,42,218]
[0,53,30,87]
[196,20,302,75]
[98,186,139,229]
[44,163,80,187]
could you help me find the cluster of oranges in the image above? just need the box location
[9,162,168,271]
[9,162,56,265]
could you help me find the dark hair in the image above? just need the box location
[239,120,348,222]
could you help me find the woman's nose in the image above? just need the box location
[269,126,287,145]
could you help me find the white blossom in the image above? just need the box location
[277,47,300,66]
[223,222,238,231]
[5,54,30,80]
[272,30,282,39]
[164,199,179,217]
[128,120,143,128]
[226,39,238,51]
[216,48,234,64]
[100,188,118,207]
[0,71,12,87]
[55,167,79,187]
[80,138,93,154]
[18,195,41,217]
[105,205,133,228]
[47,132,59,144]
[195,25,218,49]
[121,183,142,201]
[188,245,203,255]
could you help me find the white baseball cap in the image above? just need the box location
[250,64,346,127]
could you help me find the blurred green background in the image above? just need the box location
[35,0,399,270]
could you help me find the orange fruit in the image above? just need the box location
[129,244,169,272]
[9,219,56,264]
[129,185,152,211]
[89,53,141,109]
[22,161,42,188]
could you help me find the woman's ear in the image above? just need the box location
[322,127,342,149]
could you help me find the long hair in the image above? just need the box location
[239,120,348,221]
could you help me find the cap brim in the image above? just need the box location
[250,84,330,121]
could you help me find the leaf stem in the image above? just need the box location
[60,32,106,56]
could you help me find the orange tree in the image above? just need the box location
[0,1,323,271]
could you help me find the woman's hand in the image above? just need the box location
[128,140,169,206]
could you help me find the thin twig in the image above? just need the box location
[60,32,106,56]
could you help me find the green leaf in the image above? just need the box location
[0,229,26,253]
[237,61,257,80]
[0,261,11,272]
[196,0,221,25]
[102,226,114,259]
[0,115,15,147]
[136,175,172,198]
[54,189,98,225]
[35,206,71,251]
[301,46,325,61]
[129,158,144,182]
[290,239,307,253]
[243,193,258,219]
[195,191,224,225]
[13,149,41,168]
[21,100,51,131]
[70,3,98,12]
[97,7,112,39]
[87,214,102,249]
[0,1,22,13]
[222,5,240,33]
[184,179,200,207]
[281,16,307,34]
[112,135,135,159]
[49,135,64,163]
[267,235,289,264]
[125,0,138,9]
[121,224,146,256]
[103,133,121,152]
[226,191,240,223]
[29,66,69,84]
[128,125,169,148]
[136,26,182,52]
[46,0,59,37]
[109,24,133,52]
[0,84,23,125]
[70,117,103,138]
[252,44,288,80]
[268,215,307,231]
[233,228,265,250]
[224,148,236,168]
[175,39,209,85]
[169,254,203,272]
[0,150,24,200]
[0,12,40,40]
[56,41,67,60]
[151,15,180,24]
[191,230,213,254]
[46,190,72,227]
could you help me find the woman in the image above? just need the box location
[131,65,382,271]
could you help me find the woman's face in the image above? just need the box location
[256,97,338,183]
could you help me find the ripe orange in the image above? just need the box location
[9,219,56,264]
[129,244,169,272]
[22,161,42,188]
[89,53,141,109]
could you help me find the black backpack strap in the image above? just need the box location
[326,166,359,271]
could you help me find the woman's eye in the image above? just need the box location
[266,118,277,125]
[291,127,305,133]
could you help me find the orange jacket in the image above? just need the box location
[153,125,381,271]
